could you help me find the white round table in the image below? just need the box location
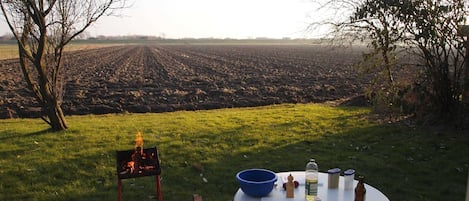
[234,171,390,201]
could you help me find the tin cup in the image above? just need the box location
[327,168,341,189]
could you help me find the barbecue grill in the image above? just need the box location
[116,146,162,201]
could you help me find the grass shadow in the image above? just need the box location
[0,128,51,141]
[1,105,468,201]
[158,123,469,201]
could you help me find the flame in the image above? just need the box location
[135,131,144,150]
[122,132,146,174]
[127,161,135,173]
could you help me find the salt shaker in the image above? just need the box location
[344,169,355,190]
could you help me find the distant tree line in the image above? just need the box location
[0,33,15,41]
[86,35,163,40]
[0,33,163,41]
[0,33,305,41]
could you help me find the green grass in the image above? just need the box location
[0,103,468,201]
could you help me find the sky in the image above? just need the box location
[0,0,324,39]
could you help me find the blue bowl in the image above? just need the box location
[236,169,277,197]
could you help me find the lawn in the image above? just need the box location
[0,103,468,201]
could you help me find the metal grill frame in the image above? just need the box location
[116,147,162,201]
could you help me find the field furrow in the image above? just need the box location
[0,44,368,118]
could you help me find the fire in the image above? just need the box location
[127,161,135,173]
[135,131,144,151]
[118,131,158,176]
[129,132,146,173]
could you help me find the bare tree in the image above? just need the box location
[402,0,467,115]
[310,0,405,113]
[0,0,127,131]
[313,0,468,117]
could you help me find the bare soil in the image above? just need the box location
[0,44,368,118]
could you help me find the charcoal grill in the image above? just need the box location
[116,147,162,201]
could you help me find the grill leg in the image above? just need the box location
[118,178,122,201]
[156,175,162,201]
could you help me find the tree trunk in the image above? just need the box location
[45,100,68,131]
[463,40,469,106]
[18,41,68,131]
[39,68,68,131]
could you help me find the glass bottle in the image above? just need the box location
[305,159,318,201]
[354,175,366,201]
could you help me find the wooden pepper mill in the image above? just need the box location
[286,174,294,198]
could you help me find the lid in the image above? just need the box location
[344,169,355,175]
[327,168,341,174]
[357,175,365,182]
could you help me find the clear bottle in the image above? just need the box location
[305,158,318,201]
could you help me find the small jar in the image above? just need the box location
[327,168,340,189]
[344,169,355,190]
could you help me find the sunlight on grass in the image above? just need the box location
[0,44,19,60]
[0,103,468,201]
[0,43,116,60]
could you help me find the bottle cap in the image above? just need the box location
[327,168,341,174]
[357,175,365,181]
[344,169,355,175]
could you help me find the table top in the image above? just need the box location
[234,171,389,201]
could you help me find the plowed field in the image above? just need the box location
[0,44,367,118]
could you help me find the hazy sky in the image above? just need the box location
[0,0,322,39]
